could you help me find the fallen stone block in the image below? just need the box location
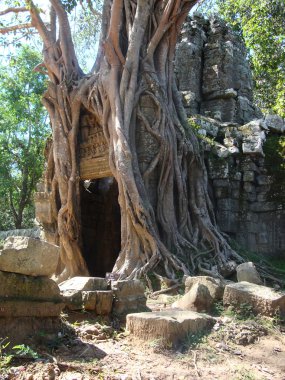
[236,262,262,285]
[111,280,147,315]
[126,310,215,346]
[223,282,285,317]
[172,283,214,312]
[0,236,59,277]
[184,276,224,300]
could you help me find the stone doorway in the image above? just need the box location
[80,177,121,277]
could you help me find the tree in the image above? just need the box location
[0,0,242,281]
[0,46,49,230]
[199,0,285,117]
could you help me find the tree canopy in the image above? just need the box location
[0,46,49,229]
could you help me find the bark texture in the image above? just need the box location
[28,0,242,282]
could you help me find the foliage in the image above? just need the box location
[12,344,39,359]
[0,45,49,229]
[216,0,285,117]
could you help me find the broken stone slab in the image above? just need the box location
[111,280,148,315]
[0,236,59,277]
[184,276,224,300]
[126,310,215,346]
[172,283,214,312]
[223,282,285,317]
[59,276,108,292]
[236,262,262,285]
[0,270,64,317]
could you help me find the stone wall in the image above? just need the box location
[176,15,285,259]
[176,14,262,123]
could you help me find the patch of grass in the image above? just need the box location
[148,338,173,350]
[233,366,259,380]
[182,331,210,351]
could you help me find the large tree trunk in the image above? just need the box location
[29,0,241,282]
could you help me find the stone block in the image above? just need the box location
[0,236,59,277]
[61,289,113,315]
[223,282,285,317]
[0,271,64,317]
[95,291,113,315]
[59,276,108,292]
[184,276,224,300]
[111,279,145,297]
[217,198,239,212]
[264,114,285,133]
[214,186,229,198]
[126,310,215,346]
[236,262,262,285]
[0,270,61,301]
[243,182,255,193]
[172,283,214,312]
[0,300,64,317]
[257,175,272,186]
[111,280,147,315]
[243,171,255,182]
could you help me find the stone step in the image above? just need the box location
[126,310,215,346]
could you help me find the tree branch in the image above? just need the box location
[0,23,33,34]
[26,0,53,47]
[50,0,82,77]
[0,7,29,16]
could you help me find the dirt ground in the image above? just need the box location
[1,300,285,380]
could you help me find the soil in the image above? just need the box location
[1,299,285,380]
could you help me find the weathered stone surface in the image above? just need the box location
[264,114,285,133]
[0,236,59,277]
[59,276,108,292]
[60,288,113,314]
[111,280,147,315]
[0,317,62,345]
[0,300,64,317]
[172,283,214,312]
[223,282,285,317]
[0,270,61,300]
[236,262,262,285]
[0,270,64,317]
[184,276,224,300]
[95,291,113,315]
[126,310,215,345]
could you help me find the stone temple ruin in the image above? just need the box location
[0,14,285,354]
[34,15,285,278]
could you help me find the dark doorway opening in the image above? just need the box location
[80,177,121,277]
